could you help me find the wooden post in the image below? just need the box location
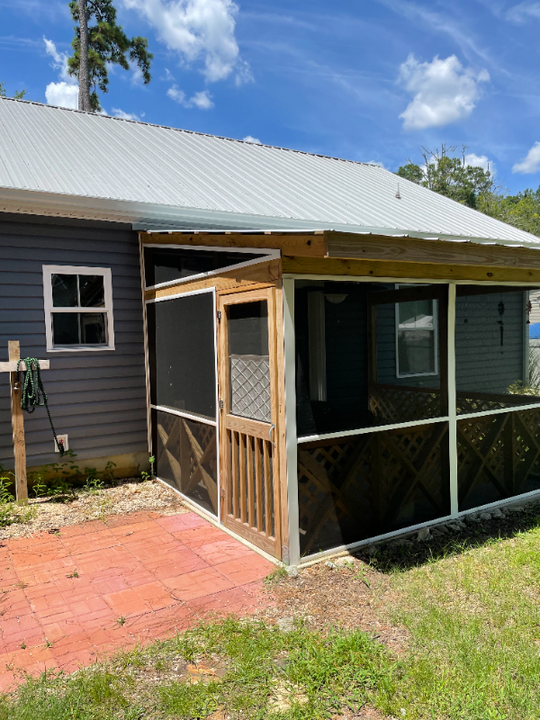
[8,341,28,503]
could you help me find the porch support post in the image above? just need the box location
[283,278,300,566]
[448,283,459,516]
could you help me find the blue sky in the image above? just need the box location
[2,0,540,193]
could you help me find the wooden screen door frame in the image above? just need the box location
[217,287,282,559]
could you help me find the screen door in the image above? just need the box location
[218,288,281,557]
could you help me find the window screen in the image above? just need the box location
[147,292,216,420]
[144,247,261,287]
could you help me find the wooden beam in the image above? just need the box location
[282,256,540,284]
[327,231,540,270]
[0,360,50,373]
[145,258,281,301]
[8,341,28,503]
[140,231,327,258]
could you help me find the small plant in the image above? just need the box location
[30,474,47,498]
[66,570,79,579]
[141,455,156,482]
[20,641,26,650]
[46,477,73,500]
[508,380,540,396]
[44,638,52,648]
[103,460,117,485]
[116,616,126,626]
[0,476,15,528]
[83,474,104,494]
[265,566,288,584]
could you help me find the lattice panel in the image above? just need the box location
[153,410,219,515]
[230,354,271,423]
[298,422,449,554]
[369,384,443,425]
[458,407,540,510]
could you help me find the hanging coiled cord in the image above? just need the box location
[16,357,65,456]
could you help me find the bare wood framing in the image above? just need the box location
[0,360,50,372]
[140,231,327,258]
[274,280,290,558]
[282,256,540,284]
[327,231,540,270]
[145,259,281,301]
[8,341,28,503]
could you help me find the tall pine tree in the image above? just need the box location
[68,0,152,112]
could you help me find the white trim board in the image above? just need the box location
[42,265,115,352]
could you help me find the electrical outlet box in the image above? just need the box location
[54,434,69,453]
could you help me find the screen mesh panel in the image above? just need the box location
[144,247,261,287]
[152,409,218,516]
[297,421,450,554]
[147,293,216,420]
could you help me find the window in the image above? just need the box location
[396,294,438,377]
[43,266,114,351]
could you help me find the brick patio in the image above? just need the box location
[0,511,275,691]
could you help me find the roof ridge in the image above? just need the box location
[0,96,382,169]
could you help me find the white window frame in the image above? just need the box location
[395,284,439,379]
[43,265,115,352]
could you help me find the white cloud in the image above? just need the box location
[513,142,540,173]
[365,160,386,168]
[163,67,175,81]
[398,54,489,130]
[45,81,78,109]
[112,108,141,120]
[120,0,251,84]
[43,37,71,81]
[242,135,261,144]
[44,37,79,108]
[464,153,494,174]
[167,85,214,108]
[507,2,540,22]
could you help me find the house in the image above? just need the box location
[2,97,540,566]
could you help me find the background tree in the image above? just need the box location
[397,145,540,237]
[0,82,27,100]
[68,0,153,113]
[397,145,494,210]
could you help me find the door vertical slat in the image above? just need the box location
[247,436,255,527]
[239,433,247,523]
[255,438,263,532]
[263,440,272,537]
[231,431,238,517]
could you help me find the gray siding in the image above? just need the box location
[0,213,147,469]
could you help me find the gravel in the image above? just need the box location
[0,479,187,540]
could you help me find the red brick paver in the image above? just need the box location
[0,511,275,691]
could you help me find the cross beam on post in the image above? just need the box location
[0,342,50,504]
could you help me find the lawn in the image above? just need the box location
[3,503,540,719]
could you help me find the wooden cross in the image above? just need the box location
[0,341,50,503]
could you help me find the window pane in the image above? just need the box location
[52,313,107,346]
[455,286,540,414]
[398,329,436,375]
[52,274,78,307]
[80,313,107,344]
[52,313,79,345]
[144,247,262,287]
[399,299,434,328]
[79,275,105,307]
[147,293,216,420]
[228,301,271,422]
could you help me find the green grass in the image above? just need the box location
[382,509,540,720]
[0,619,391,719]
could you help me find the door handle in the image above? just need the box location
[269,424,276,447]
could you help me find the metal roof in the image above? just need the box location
[1,97,539,248]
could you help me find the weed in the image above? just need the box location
[82,475,104,494]
[265,566,288,584]
[66,570,79,579]
[141,455,155,482]
[116,617,126,627]
[20,642,26,650]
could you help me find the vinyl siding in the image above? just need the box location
[0,213,148,469]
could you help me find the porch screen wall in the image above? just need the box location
[296,281,450,554]
[456,286,540,510]
[147,292,219,516]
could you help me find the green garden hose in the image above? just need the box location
[17,358,65,456]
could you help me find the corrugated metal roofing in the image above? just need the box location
[1,97,539,247]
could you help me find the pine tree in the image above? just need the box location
[0,83,27,100]
[68,0,152,113]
